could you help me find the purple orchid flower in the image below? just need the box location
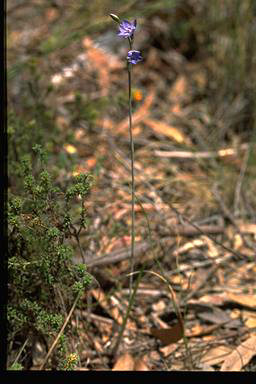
[127,50,142,64]
[118,19,137,38]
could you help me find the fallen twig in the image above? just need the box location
[39,292,81,370]
[159,223,225,237]
[154,143,250,160]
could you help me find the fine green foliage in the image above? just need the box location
[8,145,93,369]
[8,362,24,371]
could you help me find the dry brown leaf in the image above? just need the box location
[151,313,170,329]
[197,294,229,306]
[204,294,230,306]
[160,343,179,357]
[227,293,256,309]
[186,323,226,338]
[170,361,184,370]
[168,75,188,103]
[132,125,142,136]
[220,335,256,371]
[238,223,256,234]
[134,357,150,371]
[148,350,161,363]
[242,310,256,328]
[197,307,231,325]
[99,118,141,137]
[83,37,123,72]
[90,289,136,331]
[169,274,183,285]
[99,117,114,130]
[144,118,190,144]
[112,353,135,371]
[150,322,183,346]
[173,238,205,256]
[245,318,256,328]
[233,234,243,250]
[201,346,233,366]
[104,235,141,253]
[104,236,130,253]
[152,300,166,314]
[202,236,219,257]
[94,339,104,354]
[185,323,204,337]
[83,37,122,95]
[230,309,241,319]
[114,203,153,220]
[91,289,122,324]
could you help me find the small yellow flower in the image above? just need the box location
[63,353,78,370]
[68,353,78,363]
[64,144,77,154]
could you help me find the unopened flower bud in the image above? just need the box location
[109,13,120,23]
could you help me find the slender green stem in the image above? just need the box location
[112,32,137,357]
[127,36,135,299]
[128,63,135,299]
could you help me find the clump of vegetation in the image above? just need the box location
[58,353,80,371]
[8,144,93,370]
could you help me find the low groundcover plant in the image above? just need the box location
[8,145,93,369]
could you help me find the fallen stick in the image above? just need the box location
[154,143,249,160]
[73,241,152,268]
[159,224,225,237]
[73,221,227,268]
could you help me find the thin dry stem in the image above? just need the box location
[39,292,81,370]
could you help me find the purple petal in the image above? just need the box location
[118,31,130,38]
[118,19,137,38]
[127,50,142,64]
[122,20,131,27]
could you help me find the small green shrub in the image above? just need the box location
[8,145,93,369]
